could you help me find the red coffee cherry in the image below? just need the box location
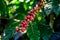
[28,13,33,16]
[24,21,28,25]
[21,27,26,32]
[20,21,28,28]
[29,16,34,21]
[16,27,19,32]
[28,12,33,15]
[27,15,31,19]
[23,21,28,28]
[38,2,42,7]
[32,14,36,18]
[20,24,23,27]
[23,24,28,28]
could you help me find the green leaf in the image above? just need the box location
[15,1,20,4]
[2,20,19,40]
[0,0,8,18]
[30,1,34,5]
[24,3,27,11]
[16,6,19,9]
[42,34,49,40]
[10,1,20,5]
[38,22,53,40]
[27,22,40,40]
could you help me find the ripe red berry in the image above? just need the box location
[38,2,42,7]
[28,9,36,14]
[24,21,28,25]
[24,21,28,27]
[23,21,28,25]
[20,24,23,27]
[28,12,32,15]
[32,14,35,18]
[23,24,28,28]
[21,27,26,32]
[25,15,35,21]
[20,21,28,28]
[16,27,19,32]
[28,12,36,18]
[29,16,34,21]
[25,16,30,21]
[27,15,31,19]
[23,22,26,25]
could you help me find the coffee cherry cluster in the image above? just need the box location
[15,21,28,32]
[25,2,42,21]
[16,2,44,32]
[25,10,36,21]
[25,15,34,21]
[20,21,28,28]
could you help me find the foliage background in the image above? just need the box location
[0,0,60,40]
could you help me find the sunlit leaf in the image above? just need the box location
[24,3,27,10]
[30,1,34,5]
[19,0,24,2]
[27,22,40,40]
